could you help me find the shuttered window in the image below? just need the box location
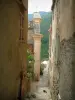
[19,12,24,40]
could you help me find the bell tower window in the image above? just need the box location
[34,22,40,33]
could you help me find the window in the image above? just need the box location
[34,23,40,33]
[19,12,24,40]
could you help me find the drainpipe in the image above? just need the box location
[18,70,24,100]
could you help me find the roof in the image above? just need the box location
[33,12,41,19]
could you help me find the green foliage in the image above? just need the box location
[40,12,52,60]
[40,65,44,75]
[27,50,35,80]
[40,66,43,75]
[40,63,46,75]
[27,50,34,62]
[28,11,52,60]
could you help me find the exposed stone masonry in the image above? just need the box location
[60,36,75,100]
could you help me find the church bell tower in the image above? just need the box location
[32,12,43,81]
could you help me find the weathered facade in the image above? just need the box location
[0,0,28,100]
[32,12,43,81]
[49,0,75,100]
[28,21,34,53]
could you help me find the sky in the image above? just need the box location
[28,0,52,14]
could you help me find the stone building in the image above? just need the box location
[28,12,43,81]
[49,0,75,100]
[28,12,43,82]
[32,12,43,81]
[0,0,28,100]
[28,21,34,53]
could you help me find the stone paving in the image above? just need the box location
[30,64,52,100]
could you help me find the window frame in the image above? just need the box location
[19,12,24,40]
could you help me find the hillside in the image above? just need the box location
[28,11,52,60]
[40,12,52,60]
[28,11,49,21]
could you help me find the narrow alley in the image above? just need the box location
[25,64,52,100]
[0,0,75,100]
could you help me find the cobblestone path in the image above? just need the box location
[30,64,52,100]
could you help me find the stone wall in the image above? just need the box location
[59,0,74,100]
[49,0,60,100]
[49,0,75,100]
[0,0,28,100]
[59,37,75,100]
